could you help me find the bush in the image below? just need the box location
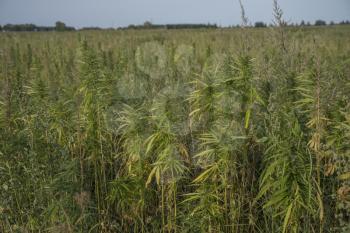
[255,21,267,27]
[315,20,327,26]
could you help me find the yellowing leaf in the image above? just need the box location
[338,172,350,180]
[282,203,293,233]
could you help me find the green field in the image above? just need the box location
[0,26,350,232]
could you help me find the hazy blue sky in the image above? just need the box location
[0,0,349,28]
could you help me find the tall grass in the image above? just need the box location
[0,10,350,233]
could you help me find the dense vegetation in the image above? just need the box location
[0,11,350,233]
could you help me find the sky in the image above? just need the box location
[0,0,349,28]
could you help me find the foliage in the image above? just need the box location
[0,20,349,233]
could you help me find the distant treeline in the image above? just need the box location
[0,21,75,32]
[0,20,349,32]
[253,19,350,28]
[123,22,218,30]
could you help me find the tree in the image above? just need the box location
[128,24,136,29]
[55,21,66,31]
[300,20,305,26]
[143,21,152,28]
[254,21,267,28]
[0,25,2,31]
[315,20,326,26]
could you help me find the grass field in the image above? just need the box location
[0,25,350,232]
